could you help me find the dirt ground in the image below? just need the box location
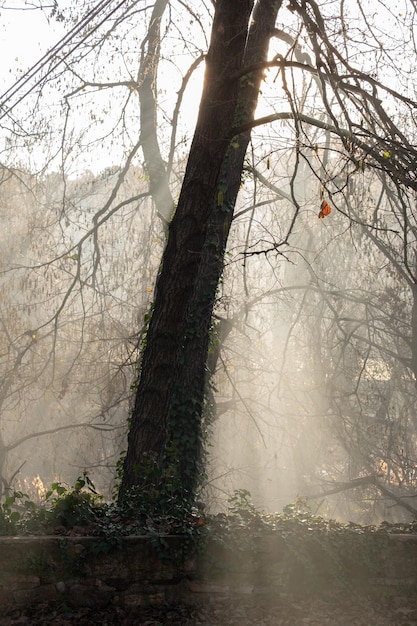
[2,594,417,625]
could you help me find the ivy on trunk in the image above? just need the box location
[120,0,282,502]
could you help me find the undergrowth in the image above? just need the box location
[1,479,417,592]
[2,478,417,539]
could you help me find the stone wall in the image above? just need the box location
[0,536,190,610]
[0,534,417,610]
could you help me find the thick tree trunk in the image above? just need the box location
[121,0,281,499]
[121,0,255,495]
[164,0,283,496]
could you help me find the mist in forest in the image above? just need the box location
[0,151,413,527]
[1,0,417,527]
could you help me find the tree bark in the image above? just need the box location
[121,0,257,496]
[163,0,283,497]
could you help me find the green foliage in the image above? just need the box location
[22,474,107,534]
[112,450,126,500]
[119,452,201,521]
[129,305,154,395]
[227,488,259,519]
[0,489,35,535]
[0,472,206,562]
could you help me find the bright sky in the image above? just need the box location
[1,5,65,94]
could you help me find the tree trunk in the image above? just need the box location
[410,283,417,382]
[163,0,283,497]
[137,0,173,226]
[121,0,281,500]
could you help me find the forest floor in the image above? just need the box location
[2,594,417,625]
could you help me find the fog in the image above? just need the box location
[0,149,414,526]
[1,0,417,526]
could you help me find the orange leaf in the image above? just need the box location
[318,199,331,219]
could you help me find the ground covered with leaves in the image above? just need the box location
[2,594,417,625]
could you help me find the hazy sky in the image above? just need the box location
[1,5,65,93]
